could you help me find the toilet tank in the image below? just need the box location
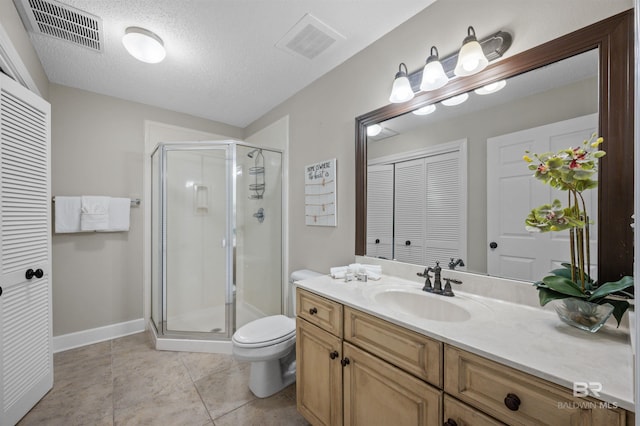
[288,269,322,316]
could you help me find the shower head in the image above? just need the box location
[247,148,261,158]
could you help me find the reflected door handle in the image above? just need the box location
[375,239,380,244]
[405,240,411,246]
[25,269,43,280]
[489,241,498,249]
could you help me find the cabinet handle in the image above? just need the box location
[444,419,458,426]
[340,357,350,367]
[309,307,318,315]
[504,393,521,411]
[329,350,339,360]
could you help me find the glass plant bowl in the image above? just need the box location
[553,298,614,333]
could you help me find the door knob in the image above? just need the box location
[25,269,44,280]
[34,269,44,278]
[405,240,411,246]
[375,238,380,244]
[489,241,498,249]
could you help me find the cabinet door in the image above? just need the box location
[296,318,343,426]
[343,342,442,426]
[0,74,52,425]
[366,164,393,259]
[394,158,426,264]
[444,394,505,426]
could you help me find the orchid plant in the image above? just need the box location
[523,133,633,326]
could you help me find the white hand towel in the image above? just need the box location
[54,196,81,233]
[81,196,110,231]
[349,263,382,274]
[105,197,130,231]
[330,266,348,276]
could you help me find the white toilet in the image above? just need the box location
[232,269,322,398]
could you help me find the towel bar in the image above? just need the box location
[51,197,141,207]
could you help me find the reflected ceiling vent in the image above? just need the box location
[276,13,344,60]
[14,0,103,52]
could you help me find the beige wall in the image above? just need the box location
[50,84,243,335]
[245,0,632,275]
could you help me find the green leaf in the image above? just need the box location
[537,287,573,306]
[596,299,630,327]
[542,275,587,297]
[587,276,634,300]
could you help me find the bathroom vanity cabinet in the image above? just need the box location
[296,288,632,426]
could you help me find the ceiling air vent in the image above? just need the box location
[276,13,344,60]
[13,0,103,52]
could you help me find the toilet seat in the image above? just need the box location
[232,315,295,348]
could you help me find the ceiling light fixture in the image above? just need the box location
[412,104,436,116]
[388,63,414,103]
[419,46,448,92]
[454,26,489,77]
[474,79,507,95]
[441,93,469,106]
[122,26,166,64]
[367,124,383,137]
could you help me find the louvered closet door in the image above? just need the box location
[0,74,52,426]
[366,164,393,259]
[394,158,425,264]
[424,152,465,267]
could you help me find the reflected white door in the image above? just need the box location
[487,114,598,281]
[367,164,394,259]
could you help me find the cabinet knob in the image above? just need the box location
[444,419,458,426]
[309,307,318,315]
[504,393,521,411]
[489,241,498,249]
[329,350,339,360]
[405,240,411,246]
[25,268,44,280]
[340,357,350,367]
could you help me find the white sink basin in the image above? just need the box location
[365,284,489,322]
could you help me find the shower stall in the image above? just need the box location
[150,141,283,348]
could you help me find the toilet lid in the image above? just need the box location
[233,315,295,346]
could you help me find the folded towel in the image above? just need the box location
[54,196,81,233]
[104,197,130,232]
[81,196,110,231]
[330,266,348,276]
[349,263,382,274]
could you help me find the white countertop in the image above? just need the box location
[296,274,635,411]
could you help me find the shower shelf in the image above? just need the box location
[249,151,265,199]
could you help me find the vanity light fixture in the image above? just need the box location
[412,104,436,115]
[419,46,448,91]
[474,79,506,95]
[122,26,166,64]
[454,26,489,77]
[441,93,469,106]
[367,124,383,137]
[388,63,415,103]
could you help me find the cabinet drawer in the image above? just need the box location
[296,288,343,337]
[444,394,504,426]
[444,345,627,426]
[344,306,442,388]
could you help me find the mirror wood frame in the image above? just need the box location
[355,10,634,283]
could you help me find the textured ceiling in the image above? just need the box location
[19,0,435,128]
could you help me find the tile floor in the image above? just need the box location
[18,331,310,426]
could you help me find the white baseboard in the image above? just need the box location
[53,318,146,353]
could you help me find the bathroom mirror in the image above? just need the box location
[355,11,634,284]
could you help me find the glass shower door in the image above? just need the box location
[164,146,231,335]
